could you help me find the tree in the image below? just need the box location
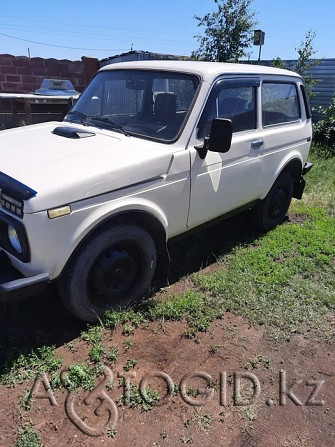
[271,30,319,97]
[192,0,256,62]
[294,30,319,96]
[270,57,288,70]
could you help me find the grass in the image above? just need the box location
[108,346,119,362]
[191,206,335,340]
[12,422,43,447]
[123,359,137,372]
[302,147,335,215]
[1,346,62,387]
[185,409,212,432]
[242,355,271,372]
[117,383,160,411]
[62,362,101,391]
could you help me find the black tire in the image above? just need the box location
[58,223,157,322]
[251,171,293,231]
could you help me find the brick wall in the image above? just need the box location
[0,54,99,116]
[0,54,99,94]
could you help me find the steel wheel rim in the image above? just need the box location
[268,186,287,220]
[87,242,142,306]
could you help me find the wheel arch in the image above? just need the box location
[261,153,303,201]
[278,157,303,199]
[280,158,303,180]
[59,209,169,280]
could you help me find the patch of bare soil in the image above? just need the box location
[1,312,334,447]
[287,213,309,225]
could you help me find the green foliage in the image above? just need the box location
[81,325,103,344]
[118,383,160,411]
[294,29,319,95]
[313,98,335,155]
[1,346,62,387]
[303,146,335,214]
[12,422,43,447]
[123,339,133,352]
[123,359,137,372]
[270,57,287,70]
[108,346,119,363]
[82,325,106,363]
[242,355,271,371]
[88,343,106,363]
[192,0,256,62]
[103,289,224,342]
[63,362,97,391]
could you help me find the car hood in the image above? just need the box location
[0,122,174,213]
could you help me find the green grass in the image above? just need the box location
[192,207,335,340]
[117,383,160,411]
[1,346,63,387]
[302,146,335,215]
[108,346,119,362]
[123,359,138,372]
[12,422,43,447]
[62,362,101,391]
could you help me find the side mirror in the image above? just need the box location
[195,118,233,159]
[208,118,233,153]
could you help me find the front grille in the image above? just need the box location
[0,191,23,217]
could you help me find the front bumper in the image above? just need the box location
[0,251,49,301]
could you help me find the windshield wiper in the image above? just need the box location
[89,116,130,136]
[66,110,89,126]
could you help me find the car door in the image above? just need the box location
[187,77,263,229]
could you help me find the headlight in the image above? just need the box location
[7,225,22,254]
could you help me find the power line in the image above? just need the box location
[0,31,129,52]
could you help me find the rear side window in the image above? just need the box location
[262,82,300,126]
[197,78,258,139]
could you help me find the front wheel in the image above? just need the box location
[58,223,157,322]
[251,171,293,231]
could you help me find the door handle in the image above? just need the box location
[251,140,264,149]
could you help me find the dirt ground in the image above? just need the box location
[0,213,334,446]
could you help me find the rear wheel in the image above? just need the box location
[58,223,157,322]
[251,171,293,231]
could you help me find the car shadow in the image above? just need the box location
[0,210,261,375]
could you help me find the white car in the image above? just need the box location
[0,61,313,321]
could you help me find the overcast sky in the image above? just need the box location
[0,0,334,61]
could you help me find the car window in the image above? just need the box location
[262,82,300,126]
[66,70,199,142]
[197,81,257,139]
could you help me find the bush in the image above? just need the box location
[313,97,335,155]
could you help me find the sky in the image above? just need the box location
[0,0,334,62]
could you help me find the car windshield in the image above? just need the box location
[64,69,200,142]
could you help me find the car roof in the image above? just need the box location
[99,60,301,82]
